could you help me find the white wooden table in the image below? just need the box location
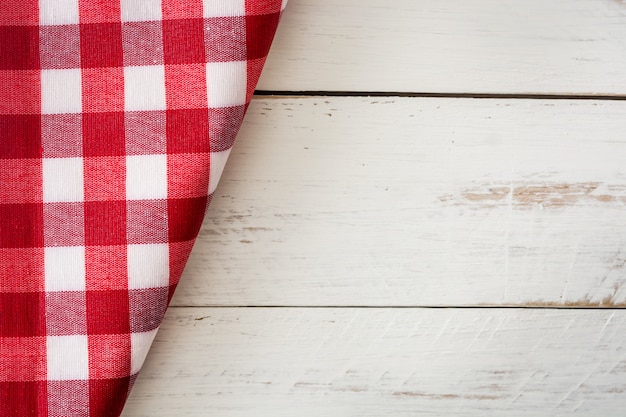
[123,1,626,415]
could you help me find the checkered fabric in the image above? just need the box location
[0,1,285,415]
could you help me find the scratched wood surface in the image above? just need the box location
[123,308,626,416]
[170,97,626,307]
[124,0,626,415]
[258,0,626,95]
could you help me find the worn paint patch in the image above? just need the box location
[520,298,626,308]
[392,391,502,400]
[501,283,626,308]
[440,182,626,209]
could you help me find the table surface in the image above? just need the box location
[123,1,626,415]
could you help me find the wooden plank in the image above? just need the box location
[258,0,626,94]
[123,307,626,416]
[171,97,626,307]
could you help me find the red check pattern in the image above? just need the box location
[0,1,286,415]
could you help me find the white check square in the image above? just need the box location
[128,244,169,290]
[47,335,89,380]
[121,0,162,21]
[206,61,247,108]
[124,65,166,111]
[131,329,158,374]
[39,0,79,25]
[209,149,231,194]
[43,157,84,203]
[42,69,82,114]
[45,246,86,292]
[126,154,168,200]
[202,0,246,17]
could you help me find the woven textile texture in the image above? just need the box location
[0,0,285,415]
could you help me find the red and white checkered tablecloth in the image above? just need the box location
[0,1,285,415]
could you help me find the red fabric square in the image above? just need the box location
[85,245,128,290]
[126,199,169,244]
[204,16,246,62]
[88,377,130,417]
[0,339,46,387]
[0,248,44,293]
[0,159,42,203]
[0,203,43,248]
[167,196,208,243]
[45,291,87,336]
[0,1,38,25]
[81,67,124,113]
[125,111,166,155]
[41,114,82,158]
[0,26,39,70]
[43,202,85,247]
[162,0,203,19]
[86,291,130,335]
[122,21,164,67]
[167,153,209,198]
[47,380,89,417]
[246,57,266,101]
[39,25,81,69]
[0,337,46,381]
[245,0,283,15]
[0,114,42,159]
[79,0,121,23]
[209,105,245,152]
[166,109,209,154]
[168,240,196,288]
[162,18,205,64]
[165,63,207,110]
[83,112,125,156]
[84,200,127,246]
[0,70,40,114]
[83,156,125,202]
[245,13,280,60]
[0,381,47,416]
[0,292,46,337]
[129,287,168,332]
[88,334,131,378]
[80,23,123,68]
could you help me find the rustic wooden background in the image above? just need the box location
[123,0,626,415]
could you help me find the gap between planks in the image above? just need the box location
[171,305,626,310]
[254,90,626,101]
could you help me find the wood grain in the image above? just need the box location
[123,307,626,416]
[258,0,626,95]
[170,97,626,307]
[123,2,626,414]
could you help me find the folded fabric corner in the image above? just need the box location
[0,1,286,415]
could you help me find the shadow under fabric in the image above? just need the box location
[0,1,286,415]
